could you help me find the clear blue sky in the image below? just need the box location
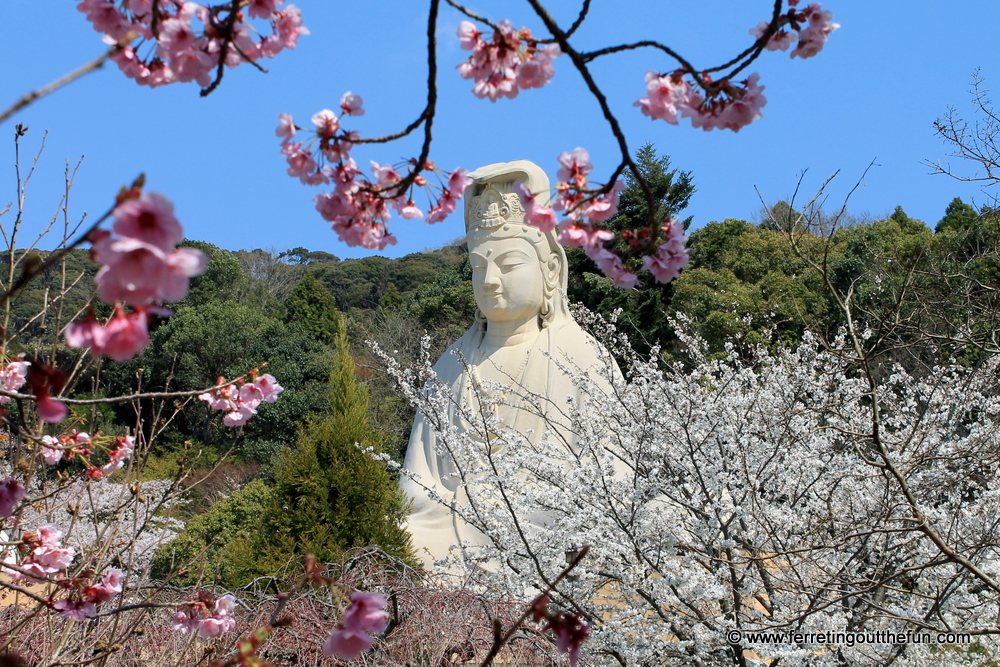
[2,1,998,259]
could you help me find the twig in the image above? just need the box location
[0,48,118,126]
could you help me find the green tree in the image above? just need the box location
[611,142,695,233]
[936,196,978,234]
[568,144,696,352]
[284,273,342,344]
[224,322,412,583]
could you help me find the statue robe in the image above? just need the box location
[399,315,615,569]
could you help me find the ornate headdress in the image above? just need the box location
[463,160,567,292]
[463,160,570,328]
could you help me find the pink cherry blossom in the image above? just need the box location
[38,524,63,547]
[791,3,839,59]
[248,0,278,20]
[340,92,365,117]
[447,168,473,196]
[370,161,402,188]
[283,142,321,183]
[426,190,459,225]
[714,73,767,132]
[92,236,207,307]
[157,15,198,60]
[102,307,152,362]
[223,405,256,426]
[173,594,238,637]
[556,148,593,186]
[312,109,340,139]
[86,567,124,604]
[512,181,558,234]
[274,5,308,49]
[101,436,135,474]
[399,201,424,219]
[585,180,625,223]
[7,525,77,582]
[40,436,64,465]
[323,592,389,660]
[0,478,25,517]
[587,245,639,289]
[634,71,693,125]
[642,220,690,284]
[77,0,132,42]
[0,358,29,403]
[457,21,480,50]
[54,599,98,621]
[254,374,284,402]
[66,314,107,356]
[516,44,559,89]
[548,613,590,667]
[36,393,68,424]
[276,112,296,139]
[749,22,798,51]
[457,19,559,101]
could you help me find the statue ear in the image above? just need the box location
[546,255,560,284]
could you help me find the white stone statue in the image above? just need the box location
[399,160,617,570]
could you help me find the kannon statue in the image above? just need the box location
[399,160,617,569]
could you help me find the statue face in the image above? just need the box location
[469,236,545,324]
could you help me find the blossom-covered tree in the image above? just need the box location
[382,308,1000,665]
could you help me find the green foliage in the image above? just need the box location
[176,241,244,306]
[406,256,477,345]
[612,143,695,233]
[284,273,342,344]
[758,201,802,232]
[222,323,412,585]
[936,197,978,234]
[152,478,274,586]
[102,299,335,462]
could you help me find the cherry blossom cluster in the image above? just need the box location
[0,356,28,404]
[173,592,238,637]
[39,432,135,479]
[77,0,307,89]
[513,148,689,289]
[38,430,91,465]
[322,591,390,660]
[277,101,473,249]
[2,523,75,582]
[634,70,768,133]
[51,567,125,621]
[639,219,689,283]
[198,371,284,427]
[531,596,590,667]
[67,190,207,364]
[456,20,560,101]
[634,3,835,132]
[749,1,840,59]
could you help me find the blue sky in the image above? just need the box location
[2,1,998,259]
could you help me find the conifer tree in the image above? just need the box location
[224,320,412,584]
[284,272,342,344]
[936,196,978,233]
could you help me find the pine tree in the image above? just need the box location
[224,320,412,583]
[936,197,978,234]
[567,144,695,352]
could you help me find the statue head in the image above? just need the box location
[463,160,569,330]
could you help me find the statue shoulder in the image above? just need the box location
[430,324,482,377]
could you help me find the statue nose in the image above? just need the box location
[483,263,502,287]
